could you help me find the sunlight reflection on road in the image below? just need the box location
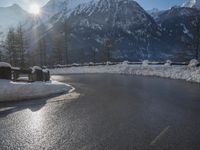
[29,110,44,131]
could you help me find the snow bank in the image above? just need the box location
[0,62,11,68]
[164,60,172,66]
[188,59,199,67]
[142,60,149,66]
[0,80,74,102]
[50,63,200,83]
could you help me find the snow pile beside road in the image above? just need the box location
[0,80,73,102]
[50,63,200,83]
[0,62,11,67]
[188,59,199,67]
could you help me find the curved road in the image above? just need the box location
[0,74,200,150]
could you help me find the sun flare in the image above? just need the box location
[29,3,40,15]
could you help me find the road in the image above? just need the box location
[0,74,200,150]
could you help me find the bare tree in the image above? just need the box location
[103,37,114,62]
[53,34,64,65]
[5,28,18,66]
[193,16,200,60]
[0,51,2,61]
[63,20,70,64]
[91,47,98,63]
[0,40,4,61]
[38,38,47,66]
[16,24,26,68]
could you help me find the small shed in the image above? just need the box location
[0,62,12,80]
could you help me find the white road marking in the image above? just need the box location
[0,107,16,112]
[150,126,170,146]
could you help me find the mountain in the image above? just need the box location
[1,0,197,63]
[155,6,200,60]
[182,0,200,9]
[42,0,96,19]
[0,4,30,39]
[29,0,166,62]
[147,8,165,20]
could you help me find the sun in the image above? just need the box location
[29,3,41,15]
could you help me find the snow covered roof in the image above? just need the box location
[32,66,42,70]
[43,69,49,73]
[32,66,42,73]
[0,62,12,68]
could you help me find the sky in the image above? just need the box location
[0,0,188,11]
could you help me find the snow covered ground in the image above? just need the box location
[50,62,200,83]
[0,80,74,102]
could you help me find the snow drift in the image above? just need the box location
[0,80,74,102]
[50,62,200,83]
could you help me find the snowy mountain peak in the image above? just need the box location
[42,0,98,18]
[43,0,137,19]
[182,0,200,9]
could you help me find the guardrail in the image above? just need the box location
[48,61,190,69]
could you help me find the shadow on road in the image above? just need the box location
[0,92,67,118]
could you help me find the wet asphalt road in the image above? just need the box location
[0,74,200,150]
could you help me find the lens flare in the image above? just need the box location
[29,3,40,15]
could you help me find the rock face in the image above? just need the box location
[155,6,200,61]
[66,0,165,61]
